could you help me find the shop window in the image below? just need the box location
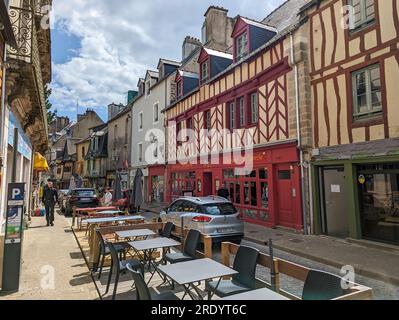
[260,168,268,179]
[261,182,269,208]
[358,166,399,245]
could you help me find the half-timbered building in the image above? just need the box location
[302,0,399,245]
[164,0,312,230]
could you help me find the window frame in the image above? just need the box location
[177,80,183,98]
[238,96,245,127]
[349,0,376,32]
[236,32,249,61]
[153,102,159,124]
[352,64,382,121]
[200,60,210,85]
[138,112,143,131]
[146,80,151,95]
[138,143,143,163]
[250,91,259,125]
[228,101,236,130]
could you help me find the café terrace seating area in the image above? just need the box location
[71,207,374,301]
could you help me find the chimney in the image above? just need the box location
[202,6,234,52]
[182,36,202,61]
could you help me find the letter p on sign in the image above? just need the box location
[12,188,21,199]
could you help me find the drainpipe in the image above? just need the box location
[290,32,309,235]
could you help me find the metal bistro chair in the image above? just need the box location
[206,245,260,299]
[105,241,145,300]
[302,269,346,300]
[94,229,126,278]
[126,264,179,301]
[160,222,175,238]
[164,229,201,264]
[163,229,201,290]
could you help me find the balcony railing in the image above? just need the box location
[8,5,33,63]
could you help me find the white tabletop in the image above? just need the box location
[86,215,144,224]
[129,237,180,251]
[116,229,155,239]
[158,258,238,285]
[220,288,289,300]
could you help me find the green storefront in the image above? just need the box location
[311,142,399,246]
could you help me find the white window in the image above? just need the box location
[236,32,248,61]
[350,0,375,30]
[239,97,245,127]
[229,102,236,129]
[251,92,259,124]
[352,64,382,120]
[138,143,143,162]
[201,61,209,84]
[153,103,159,123]
[177,81,183,98]
[138,112,143,130]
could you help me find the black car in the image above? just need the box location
[64,188,99,216]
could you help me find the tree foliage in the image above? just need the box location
[45,85,56,124]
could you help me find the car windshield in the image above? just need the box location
[202,203,237,216]
[76,190,94,197]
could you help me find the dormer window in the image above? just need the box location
[146,80,151,95]
[177,80,183,98]
[236,32,248,61]
[201,61,209,85]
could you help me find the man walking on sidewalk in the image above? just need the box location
[42,181,58,227]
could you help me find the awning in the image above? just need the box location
[34,152,49,172]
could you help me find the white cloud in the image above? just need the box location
[50,0,285,120]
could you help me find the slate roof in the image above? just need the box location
[314,139,399,160]
[262,0,311,32]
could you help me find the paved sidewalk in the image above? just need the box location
[142,203,399,286]
[0,211,99,300]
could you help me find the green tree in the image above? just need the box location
[45,85,56,124]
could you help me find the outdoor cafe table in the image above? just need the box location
[88,215,145,268]
[220,288,289,300]
[83,211,124,235]
[115,229,156,240]
[128,237,181,284]
[73,206,117,226]
[157,258,238,300]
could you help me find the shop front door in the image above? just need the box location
[320,167,349,238]
[276,165,294,227]
[203,172,213,196]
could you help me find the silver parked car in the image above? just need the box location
[159,196,244,243]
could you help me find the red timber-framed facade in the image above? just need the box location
[164,15,312,231]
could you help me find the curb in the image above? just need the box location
[245,235,399,286]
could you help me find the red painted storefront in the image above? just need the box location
[165,141,303,230]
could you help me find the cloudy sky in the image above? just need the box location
[50,0,286,121]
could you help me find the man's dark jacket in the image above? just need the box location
[42,186,58,205]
